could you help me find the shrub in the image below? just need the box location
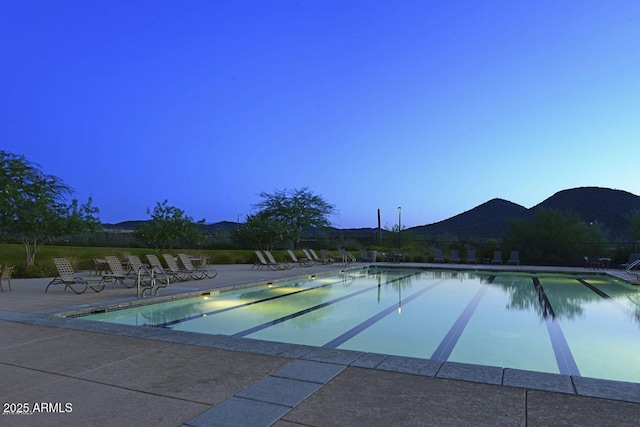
[411,254,425,263]
[211,253,233,264]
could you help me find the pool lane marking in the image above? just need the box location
[430,276,494,361]
[153,276,370,328]
[322,279,449,349]
[231,272,422,338]
[533,277,580,376]
[577,279,640,322]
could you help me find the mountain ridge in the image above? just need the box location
[104,187,640,240]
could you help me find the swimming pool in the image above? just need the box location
[81,267,640,384]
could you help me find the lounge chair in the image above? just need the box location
[287,250,314,267]
[507,251,520,266]
[449,250,460,263]
[308,249,333,264]
[123,255,168,295]
[465,250,477,264]
[162,254,200,281]
[264,250,294,270]
[491,251,503,264]
[46,258,106,294]
[147,254,183,282]
[125,255,156,286]
[619,253,640,269]
[252,250,270,270]
[0,265,14,292]
[433,249,444,263]
[252,250,289,270]
[177,254,217,279]
[145,255,175,284]
[104,255,136,288]
[126,255,147,275]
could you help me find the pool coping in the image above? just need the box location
[16,265,640,406]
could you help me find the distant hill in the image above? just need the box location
[409,187,640,240]
[409,199,529,238]
[103,220,239,233]
[103,187,640,240]
[532,187,640,238]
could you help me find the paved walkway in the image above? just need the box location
[0,263,639,426]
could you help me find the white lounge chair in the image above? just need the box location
[46,258,106,294]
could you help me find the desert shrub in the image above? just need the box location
[211,253,233,264]
[411,254,425,263]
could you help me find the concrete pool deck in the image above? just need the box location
[0,262,639,426]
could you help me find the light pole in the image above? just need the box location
[397,207,402,249]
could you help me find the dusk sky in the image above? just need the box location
[2,1,639,229]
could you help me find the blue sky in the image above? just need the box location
[2,1,639,229]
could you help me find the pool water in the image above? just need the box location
[81,267,640,383]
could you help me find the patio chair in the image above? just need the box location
[619,253,640,269]
[584,256,602,269]
[147,254,184,282]
[177,254,218,279]
[465,250,477,264]
[449,250,460,263]
[264,250,294,270]
[125,255,167,294]
[126,255,154,284]
[507,251,520,266]
[104,255,136,288]
[252,250,269,270]
[0,265,14,292]
[251,251,280,270]
[491,251,503,264]
[287,250,314,267]
[90,258,109,276]
[308,249,333,264]
[433,249,444,263]
[162,254,199,281]
[46,258,106,294]
[126,255,147,275]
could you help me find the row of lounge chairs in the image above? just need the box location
[45,254,217,295]
[433,250,519,265]
[252,249,338,270]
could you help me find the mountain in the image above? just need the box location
[532,187,640,239]
[410,199,529,238]
[410,187,640,240]
[103,187,640,240]
[103,220,239,233]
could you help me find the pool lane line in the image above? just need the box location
[322,278,448,349]
[532,276,555,319]
[577,279,640,322]
[533,277,580,377]
[153,276,368,328]
[430,276,494,362]
[231,272,423,338]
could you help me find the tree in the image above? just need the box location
[253,187,335,247]
[134,200,205,251]
[237,211,287,250]
[505,208,608,265]
[629,209,640,241]
[0,150,101,266]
